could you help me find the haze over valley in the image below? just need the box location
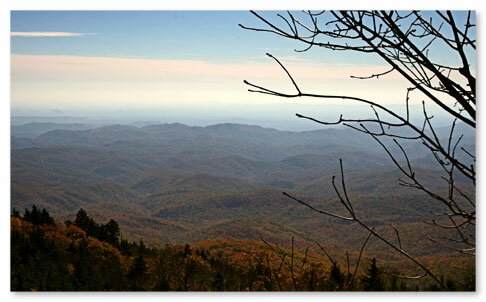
[11,116,475,258]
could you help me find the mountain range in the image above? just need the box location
[11,120,475,258]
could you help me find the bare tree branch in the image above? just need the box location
[242,10,475,290]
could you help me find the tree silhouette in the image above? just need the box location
[128,241,148,290]
[22,205,56,226]
[11,208,20,218]
[102,219,121,246]
[361,258,384,291]
[74,208,96,235]
[241,10,475,290]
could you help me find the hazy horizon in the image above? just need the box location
[11,11,469,134]
[11,100,459,132]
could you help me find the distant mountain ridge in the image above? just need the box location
[11,122,95,138]
[11,120,475,257]
[11,122,393,159]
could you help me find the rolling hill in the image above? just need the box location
[11,121,475,258]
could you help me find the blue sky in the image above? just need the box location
[10,11,473,129]
[12,11,259,62]
[11,11,386,63]
[12,11,288,62]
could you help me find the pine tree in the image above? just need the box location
[74,208,102,239]
[329,261,345,290]
[22,205,56,226]
[128,242,148,290]
[102,219,120,246]
[11,208,20,218]
[361,258,384,291]
[40,208,56,226]
[74,208,94,233]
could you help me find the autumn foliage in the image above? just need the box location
[11,206,474,291]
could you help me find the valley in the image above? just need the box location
[11,120,475,261]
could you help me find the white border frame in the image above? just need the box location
[1,1,483,301]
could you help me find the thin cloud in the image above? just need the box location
[11,32,93,37]
[11,54,410,109]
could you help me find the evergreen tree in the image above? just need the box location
[128,242,148,290]
[40,208,56,226]
[11,208,20,218]
[74,208,96,234]
[75,209,99,238]
[329,261,345,290]
[103,219,121,246]
[361,258,384,291]
[22,205,56,226]
[120,239,132,256]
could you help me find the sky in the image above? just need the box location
[10,10,473,129]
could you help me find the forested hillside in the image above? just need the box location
[11,206,474,291]
[11,123,473,250]
[11,122,475,290]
